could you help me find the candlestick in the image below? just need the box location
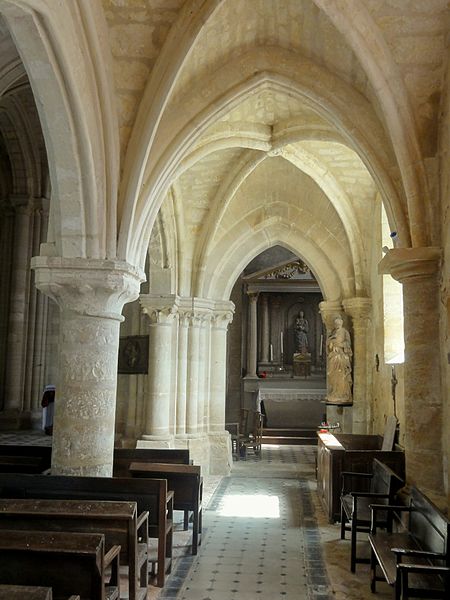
[270,343,273,362]
[319,334,323,357]
[280,331,283,354]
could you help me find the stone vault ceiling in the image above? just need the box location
[0,1,447,299]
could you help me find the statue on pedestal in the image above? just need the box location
[294,311,309,353]
[326,316,353,405]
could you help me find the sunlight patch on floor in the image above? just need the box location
[218,494,280,518]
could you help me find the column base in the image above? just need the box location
[208,431,232,476]
[137,434,175,448]
[136,432,232,475]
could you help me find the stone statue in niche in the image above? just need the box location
[294,310,309,353]
[326,316,353,405]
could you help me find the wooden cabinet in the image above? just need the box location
[316,432,405,523]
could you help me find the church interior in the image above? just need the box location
[0,0,449,598]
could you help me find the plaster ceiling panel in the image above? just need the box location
[171,0,371,105]
[365,0,448,157]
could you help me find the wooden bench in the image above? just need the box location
[340,458,404,572]
[0,455,47,473]
[0,499,148,600]
[0,530,120,600]
[113,448,191,477]
[0,586,80,600]
[0,445,52,472]
[0,473,173,588]
[129,462,203,555]
[369,486,449,599]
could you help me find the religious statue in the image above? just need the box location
[326,316,353,405]
[294,310,309,353]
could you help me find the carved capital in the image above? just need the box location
[319,300,343,330]
[378,247,442,283]
[343,297,372,324]
[31,256,144,320]
[140,294,178,325]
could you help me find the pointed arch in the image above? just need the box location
[0,0,119,258]
[119,48,408,269]
[313,0,429,247]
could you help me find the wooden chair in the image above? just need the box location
[340,458,403,572]
[225,422,242,460]
[240,411,264,459]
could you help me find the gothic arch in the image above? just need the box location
[0,0,119,259]
[312,0,429,247]
[198,210,351,302]
[120,52,407,269]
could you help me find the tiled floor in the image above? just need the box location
[0,433,392,600]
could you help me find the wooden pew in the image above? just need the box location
[0,473,173,588]
[129,462,203,555]
[113,448,192,528]
[369,486,449,599]
[0,456,47,473]
[0,530,120,600]
[0,499,148,600]
[0,445,52,472]
[0,586,80,600]
[113,448,191,477]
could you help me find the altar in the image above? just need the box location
[244,378,326,429]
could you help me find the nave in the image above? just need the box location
[0,433,395,600]
[156,445,392,600]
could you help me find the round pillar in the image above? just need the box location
[209,306,234,432]
[31,256,143,476]
[186,314,201,435]
[343,297,372,434]
[260,294,269,362]
[4,202,32,416]
[176,312,189,436]
[247,292,259,376]
[379,247,444,500]
[140,298,178,440]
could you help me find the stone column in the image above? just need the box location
[379,247,444,501]
[209,303,234,432]
[209,301,234,475]
[197,311,212,433]
[3,200,32,424]
[343,298,372,434]
[186,312,202,435]
[270,296,281,361]
[140,295,178,444]
[246,292,259,376]
[175,310,189,437]
[31,256,143,476]
[260,294,269,362]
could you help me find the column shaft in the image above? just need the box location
[4,206,32,412]
[209,311,233,431]
[186,316,201,434]
[343,298,372,434]
[176,315,189,436]
[260,295,269,362]
[32,256,143,476]
[247,293,258,376]
[379,247,444,498]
